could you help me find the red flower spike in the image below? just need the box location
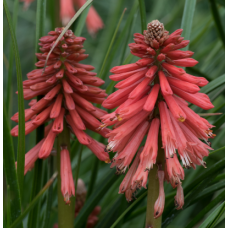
[102,20,215,216]
[11,28,110,204]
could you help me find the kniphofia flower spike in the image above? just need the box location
[101,20,215,216]
[11,28,110,204]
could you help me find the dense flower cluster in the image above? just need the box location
[11,28,110,203]
[101,20,215,216]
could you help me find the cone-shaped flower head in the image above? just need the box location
[101,20,215,217]
[11,27,110,203]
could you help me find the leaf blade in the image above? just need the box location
[138,0,147,33]
[181,0,197,51]
[4,0,26,199]
[3,104,22,227]
[208,0,225,47]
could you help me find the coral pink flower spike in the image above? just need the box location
[102,20,215,217]
[11,28,110,204]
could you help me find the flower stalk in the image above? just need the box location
[146,166,161,228]
[57,121,75,228]
[145,136,164,228]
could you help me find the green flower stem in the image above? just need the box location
[145,167,161,228]
[145,136,164,228]
[57,121,75,228]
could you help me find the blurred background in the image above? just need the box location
[3,0,225,227]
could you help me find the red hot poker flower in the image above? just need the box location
[11,28,110,204]
[101,20,215,216]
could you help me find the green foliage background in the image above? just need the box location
[3,0,225,227]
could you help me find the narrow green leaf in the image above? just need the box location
[124,206,146,222]
[200,74,225,94]
[211,173,225,184]
[181,0,197,51]
[10,172,58,228]
[120,11,137,64]
[3,104,22,227]
[95,197,123,228]
[199,202,225,228]
[123,53,134,65]
[110,191,147,228]
[4,0,25,199]
[188,181,225,206]
[35,0,46,53]
[7,185,11,228]
[98,8,127,80]
[185,158,224,194]
[201,42,222,72]
[42,157,54,228]
[28,0,47,226]
[101,1,138,81]
[28,160,44,228]
[212,113,225,132]
[209,146,225,155]
[74,0,91,36]
[208,0,225,47]
[138,0,147,33]
[74,144,83,198]
[186,190,224,228]
[106,81,116,95]
[92,0,125,69]
[87,158,99,198]
[74,170,119,226]
[6,0,19,115]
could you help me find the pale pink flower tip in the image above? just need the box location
[174,183,184,210]
[154,170,165,218]
[101,20,215,216]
